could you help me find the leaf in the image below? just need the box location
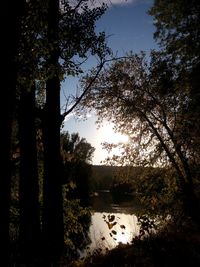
[106,221,117,229]
[108,215,115,222]
[111,230,117,235]
[106,222,113,229]
[69,180,76,189]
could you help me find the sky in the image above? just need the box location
[61,0,157,165]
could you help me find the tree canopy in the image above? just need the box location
[78,0,200,224]
[149,0,200,68]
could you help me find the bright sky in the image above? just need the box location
[61,0,157,165]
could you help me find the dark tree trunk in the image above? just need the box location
[0,69,14,263]
[143,111,200,225]
[19,83,41,261]
[0,0,25,263]
[42,0,64,261]
[42,78,64,260]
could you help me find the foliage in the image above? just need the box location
[61,131,95,165]
[90,165,121,191]
[61,131,94,206]
[79,50,200,221]
[149,0,200,69]
[136,168,178,215]
[5,0,200,264]
[9,131,94,261]
[17,0,110,86]
[81,53,192,167]
[63,190,92,260]
[60,132,95,257]
[74,217,200,267]
[110,181,133,198]
[149,0,200,166]
[1,0,113,264]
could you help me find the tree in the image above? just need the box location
[2,0,110,263]
[17,2,45,259]
[0,0,26,263]
[41,0,109,260]
[149,0,200,165]
[78,0,200,225]
[61,132,95,165]
[148,0,200,221]
[42,0,64,260]
[149,0,200,69]
[61,131,95,206]
[61,132,94,258]
[18,82,41,261]
[79,51,200,224]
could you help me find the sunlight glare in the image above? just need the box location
[116,231,130,244]
[102,123,129,144]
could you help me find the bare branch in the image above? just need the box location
[61,56,129,120]
[61,60,104,119]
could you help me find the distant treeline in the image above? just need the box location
[90,165,146,192]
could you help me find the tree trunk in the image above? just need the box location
[19,83,41,261]
[42,78,64,260]
[142,110,200,225]
[42,0,64,261]
[0,0,25,263]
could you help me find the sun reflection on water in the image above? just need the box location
[86,212,140,254]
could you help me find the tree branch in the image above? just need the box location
[61,60,104,120]
[135,107,187,191]
[61,56,129,120]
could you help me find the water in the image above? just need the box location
[86,212,139,252]
[79,191,142,256]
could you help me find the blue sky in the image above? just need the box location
[61,0,157,165]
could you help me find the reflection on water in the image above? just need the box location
[91,190,142,214]
[80,191,141,257]
[86,212,139,253]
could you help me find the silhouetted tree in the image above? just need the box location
[0,0,26,263]
[41,0,109,261]
[79,51,200,224]
[18,82,40,261]
[16,1,47,261]
[149,0,200,166]
[42,0,64,260]
[61,132,95,206]
[2,0,109,263]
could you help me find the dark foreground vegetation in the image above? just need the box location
[77,223,200,267]
[1,0,200,266]
[68,209,200,267]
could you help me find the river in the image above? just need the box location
[79,190,142,257]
